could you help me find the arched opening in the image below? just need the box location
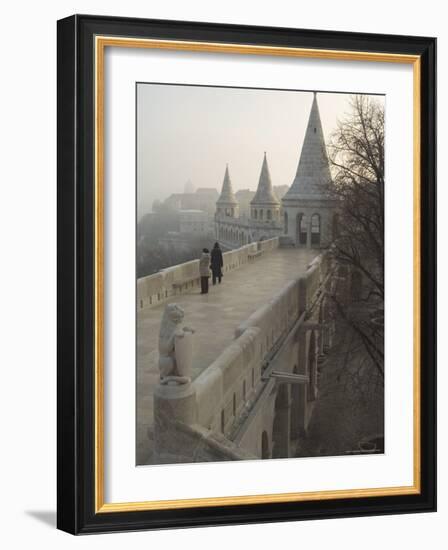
[261,431,270,459]
[259,209,264,220]
[254,209,258,220]
[311,214,321,246]
[284,212,288,234]
[243,380,246,401]
[267,209,272,220]
[272,384,291,458]
[297,213,307,245]
[351,270,363,301]
[308,331,318,401]
[233,393,236,416]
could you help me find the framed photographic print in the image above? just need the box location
[57,14,436,534]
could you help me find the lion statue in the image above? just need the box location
[158,303,195,385]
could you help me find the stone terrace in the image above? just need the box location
[137,247,318,464]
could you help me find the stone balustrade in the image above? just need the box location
[152,248,336,462]
[137,237,280,310]
[192,249,325,440]
[193,326,263,437]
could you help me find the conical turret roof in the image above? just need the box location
[251,152,280,206]
[217,164,238,205]
[283,93,332,201]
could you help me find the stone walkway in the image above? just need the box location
[137,247,318,465]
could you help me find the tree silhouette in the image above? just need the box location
[328,95,384,379]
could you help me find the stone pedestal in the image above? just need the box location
[153,383,197,464]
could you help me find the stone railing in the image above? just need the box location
[257,237,279,253]
[299,252,331,313]
[193,326,263,437]
[191,251,327,439]
[137,237,280,310]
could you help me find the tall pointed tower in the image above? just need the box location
[250,152,281,222]
[282,92,338,248]
[216,164,239,218]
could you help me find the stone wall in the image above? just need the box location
[152,249,334,462]
[137,237,280,310]
[191,251,327,445]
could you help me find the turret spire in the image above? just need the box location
[250,152,280,206]
[217,164,238,206]
[283,93,332,200]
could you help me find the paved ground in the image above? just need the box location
[136,247,318,465]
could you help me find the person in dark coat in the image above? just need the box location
[199,248,211,294]
[210,242,223,285]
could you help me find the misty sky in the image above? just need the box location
[137,84,384,219]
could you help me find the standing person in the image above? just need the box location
[199,248,211,294]
[210,242,224,285]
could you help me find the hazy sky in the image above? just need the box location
[137,84,384,219]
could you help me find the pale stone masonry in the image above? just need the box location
[214,92,339,250]
[137,239,337,464]
[137,92,346,465]
[282,92,339,248]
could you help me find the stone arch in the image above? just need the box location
[259,209,264,221]
[254,209,258,220]
[297,213,307,245]
[272,384,291,458]
[261,430,270,459]
[311,213,321,246]
[267,209,272,220]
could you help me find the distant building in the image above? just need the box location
[235,189,255,217]
[164,187,219,216]
[179,209,212,236]
[183,179,195,194]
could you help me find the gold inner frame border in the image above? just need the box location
[94,35,421,514]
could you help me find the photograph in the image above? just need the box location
[136,84,386,466]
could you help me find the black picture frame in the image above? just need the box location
[57,14,436,534]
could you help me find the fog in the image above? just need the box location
[137,84,384,219]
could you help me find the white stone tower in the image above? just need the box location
[250,152,281,223]
[216,164,239,219]
[282,92,338,248]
